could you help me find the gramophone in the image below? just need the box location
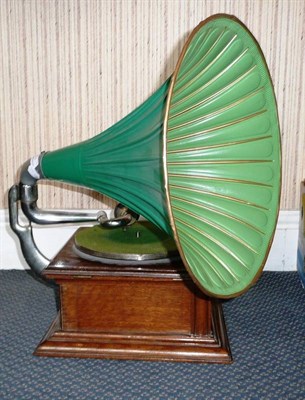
[9,14,281,362]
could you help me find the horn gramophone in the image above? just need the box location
[9,15,281,362]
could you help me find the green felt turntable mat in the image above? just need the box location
[74,221,178,260]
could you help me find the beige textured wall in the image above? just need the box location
[1,0,304,211]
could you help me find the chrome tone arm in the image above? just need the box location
[8,182,102,275]
[19,156,100,225]
[20,183,100,225]
[8,154,139,274]
[8,156,101,274]
[17,154,138,226]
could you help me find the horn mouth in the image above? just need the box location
[163,14,281,298]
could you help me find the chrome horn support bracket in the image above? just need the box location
[9,184,50,275]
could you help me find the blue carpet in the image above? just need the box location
[0,271,305,399]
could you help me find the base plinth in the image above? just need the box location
[35,230,232,363]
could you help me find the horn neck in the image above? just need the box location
[41,80,172,235]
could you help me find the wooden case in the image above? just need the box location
[35,231,232,363]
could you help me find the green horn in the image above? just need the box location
[39,14,281,298]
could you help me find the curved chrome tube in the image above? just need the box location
[8,156,102,274]
[8,180,104,274]
[20,183,100,225]
[19,155,101,225]
[8,154,139,274]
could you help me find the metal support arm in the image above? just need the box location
[8,155,139,274]
[8,185,50,274]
